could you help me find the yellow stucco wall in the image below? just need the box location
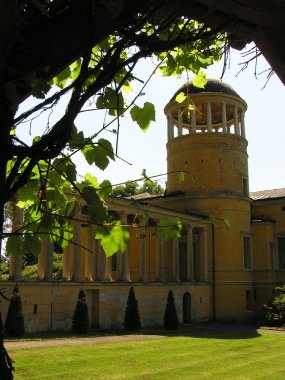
[0,282,211,332]
[167,133,248,195]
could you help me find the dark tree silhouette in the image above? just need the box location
[163,290,179,330]
[0,289,14,379]
[123,287,141,331]
[72,289,89,334]
[4,285,25,338]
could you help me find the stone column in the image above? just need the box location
[8,202,23,281]
[240,109,246,138]
[222,102,227,133]
[120,214,130,282]
[91,239,98,281]
[62,243,71,281]
[116,251,123,281]
[156,228,164,281]
[234,106,239,135]
[139,216,147,281]
[186,226,193,281]
[207,102,212,132]
[71,220,81,281]
[178,108,183,136]
[96,242,106,281]
[167,114,174,141]
[173,237,180,282]
[105,256,112,281]
[200,227,208,281]
[85,225,94,281]
[37,239,53,280]
[122,245,130,282]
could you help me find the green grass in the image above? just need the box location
[9,328,285,380]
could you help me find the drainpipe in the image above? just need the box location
[212,224,216,321]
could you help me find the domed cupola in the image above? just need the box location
[164,78,249,196]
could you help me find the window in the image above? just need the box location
[242,177,249,197]
[243,236,251,269]
[277,236,285,269]
[270,242,275,269]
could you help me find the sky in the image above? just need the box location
[74,46,285,193]
[18,45,285,193]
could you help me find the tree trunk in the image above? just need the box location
[0,95,16,379]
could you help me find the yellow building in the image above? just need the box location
[3,79,285,332]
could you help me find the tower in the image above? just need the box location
[164,78,253,320]
[165,78,248,196]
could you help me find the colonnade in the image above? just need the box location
[7,204,208,283]
[167,101,246,141]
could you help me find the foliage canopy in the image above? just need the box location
[1,0,228,258]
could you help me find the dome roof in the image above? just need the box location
[170,77,242,102]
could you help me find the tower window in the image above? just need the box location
[243,235,251,269]
[277,236,285,269]
[242,177,249,197]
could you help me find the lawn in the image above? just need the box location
[9,327,285,380]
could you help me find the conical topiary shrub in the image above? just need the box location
[163,290,179,330]
[72,289,89,334]
[123,287,141,331]
[5,284,25,337]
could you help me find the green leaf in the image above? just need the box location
[158,217,182,241]
[82,144,96,165]
[82,186,98,205]
[65,162,77,182]
[69,125,86,149]
[82,139,114,170]
[82,186,108,223]
[6,236,23,256]
[98,180,112,200]
[98,138,115,160]
[70,59,82,81]
[23,234,41,257]
[84,173,100,188]
[32,79,51,99]
[175,92,187,103]
[88,202,108,224]
[38,214,54,232]
[223,218,230,230]
[130,102,155,132]
[192,71,207,89]
[209,214,218,227]
[51,66,71,89]
[177,171,185,183]
[17,180,38,207]
[96,87,124,116]
[53,158,77,182]
[96,222,130,256]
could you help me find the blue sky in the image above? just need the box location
[75,46,285,192]
[18,46,285,192]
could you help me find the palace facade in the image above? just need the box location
[3,79,285,332]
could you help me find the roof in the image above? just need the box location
[250,188,285,200]
[170,77,242,103]
[125,192,159,200]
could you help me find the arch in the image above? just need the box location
[183,292,191,324]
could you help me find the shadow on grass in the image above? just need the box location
[5,322,278,343]
[140,322,262,339]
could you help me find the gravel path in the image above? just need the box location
[5,334,165,350]
[4,324,285,351]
